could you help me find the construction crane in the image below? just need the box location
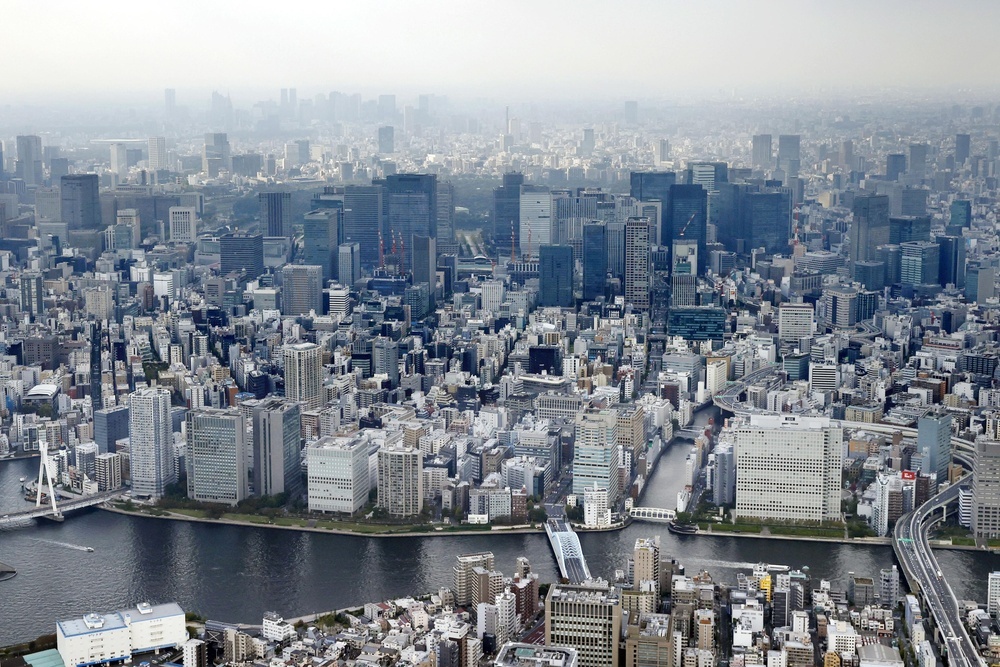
[677,211,697,238]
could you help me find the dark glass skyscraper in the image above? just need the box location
[219,233,264,280]
[667,184,708,274]
[936,235,966,288]
[630,170,675,243]
[885,154,906,181]
[582,221,607,301]
[956,133,971,166]
[343,184,385,270]
[744,191,789,254]
[60,174,101,229]
[385,173,437,268]
[260,191,292,237]
[493,172,524,259]
[538,244,574,307]
[850,195,890,272]
[302,207,343,283]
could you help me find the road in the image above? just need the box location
[895,484,984,667]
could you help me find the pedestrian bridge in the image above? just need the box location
[0,491,119,528]
[545,518,591,583]
[629,506,677,522]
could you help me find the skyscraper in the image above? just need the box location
[251,398,302,498]
[630,171,675,242]
[671,239,697,307]
[338,242,361,287]
[909,143,928,177]
[936,235,966,288]
[436,180,455,243]
[900,241,940,286]
[972,440,1000,540]
[734,414,842,523]
[744,191,790,254]
[667,184,708,274]
[538,244,574,307]
[377,445,423,517]
[546,583,622,667]
[282,264,324,316]
[148,136,167,171]
[260,191,292,238]
[15,135,43,186]
[185,408,248,506]
[582,221,607,301]
[573,410,621,505]
[302,208,342,282]
[624,217,651,311]
[777,134,801,171]
[378,126,394,153]
[343,184,385,270]
[519,185,554,258]
[94,405,130,455]
[493,172,524,259]
[849,195,890,272]
[128,387,175,499]
[751,134,772,170]
[168,207,197,243]
[202,133,230,174]
[60,174,101,229]
[385,173,437,268]
[411,235,437,291]
[950,200,972,231]
[956,133,971,166]
[219,233,264,280]
[283,342,324,410]
[917,411,951,485]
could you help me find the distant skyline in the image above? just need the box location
[6,0,1000,103]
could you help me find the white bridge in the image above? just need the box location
[545,518,592,583]
[629,506,677,522]
[0,491,120,528]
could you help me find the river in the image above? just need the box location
[0,407,997,645]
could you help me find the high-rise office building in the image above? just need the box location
[546,583,622,667]
[900,241,940,286]
[307,435,370,514]
[185,408,248,506]
[573,410,621,505]
[260,191,292,238]
[777,303,813,342]
[744,191,789,254]
[956,133,971,166]
[889,215,931,244]
[219,233,264,280]
[338,242,361,287]
[667,184,707,274]
[966,262,996,303]
[283,342,324,409]
[128,387,175,499]
[519,185,554,258]
[849,195,890,271]
[302,208,342,282]
[281,264,324,316]
[630,171,675,242]
[671,239,697,308]
[973,440,1000,539]
[733,414,842,523]
[625,218,651,312]
[411,235,437,291]
[436,181,455,243]
[936,235,966,288]
[372,336,400,387]
[202,133,230,174]
[917,411,951,485]
[949,199,972,231]
[20,272,44,318]
[343,184,385,270]
[148,137,167,171]
[377,445,423,517]
[15,135,43,186]
[168,207,197,243]
[632,537,661,595]
[251,398,302,497]
[94,405,130,455]
[909,143,928,177]
[777,134,801,170]
[385,173,437,268]
[840,140,854,169]
[493,173,525,259]
[582,221,607,301]
[885,154,906,182]
[378,126,394,154]
[60,174,101,230]
[752,134,772,170]
[538,244,574,307]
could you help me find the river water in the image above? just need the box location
[0,407,997,645]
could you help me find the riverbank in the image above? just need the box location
[0,452,39,464]
[682,526,1000,552]
[100,505,547,539]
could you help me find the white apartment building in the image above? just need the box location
[307,434,370,514]
[377,444,423,517]
[128,387,175,499]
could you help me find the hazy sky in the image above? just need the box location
[7,0,1000,102]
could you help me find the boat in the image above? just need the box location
[767,564,790,572]
[85,547,95,553]
[668,521,698,535]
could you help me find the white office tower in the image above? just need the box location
[481,280,505,313]
[251,398,302,497]
[307,435,370,513]
[733,414,842,523]
[168,207,198,243]
[988,572,1000,617]
[377,445,423,517]
[116,208,142,248]
[283,342,324,409]
[573,410,620,505]
[633,537,661,595]
[128,387,175,499]
[624,217,651,312]
[328,284,351,320]
[148,136,168,170]
[777,303,814,342]
[185,408,248,506]
[519,186,555,257]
